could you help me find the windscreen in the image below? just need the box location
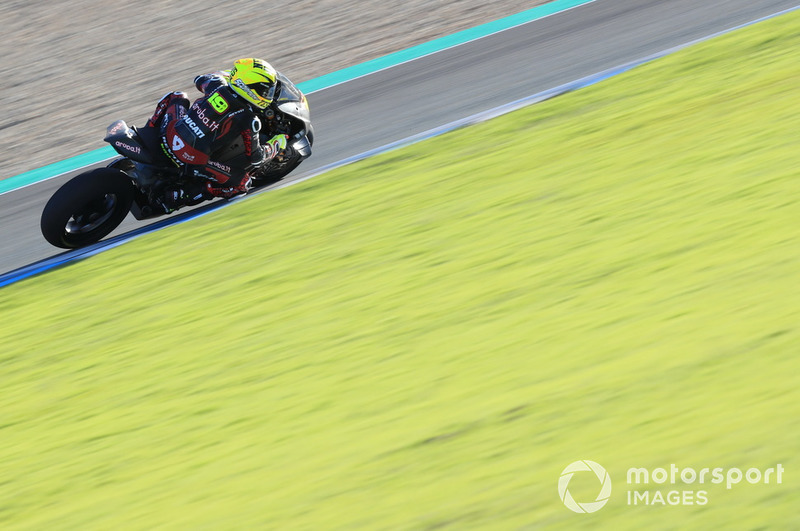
[276,74,303,103]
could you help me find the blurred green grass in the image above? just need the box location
[1,10,799,529]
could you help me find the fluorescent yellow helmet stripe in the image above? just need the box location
[229,58,277,109]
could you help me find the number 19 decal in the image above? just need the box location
[209,92,229,113]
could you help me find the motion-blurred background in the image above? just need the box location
[0,0,543,179]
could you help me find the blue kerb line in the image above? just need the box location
[0,0,596,196]
[1,3,798,289]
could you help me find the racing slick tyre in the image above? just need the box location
[250,147,304,187]
[41,168,135,249]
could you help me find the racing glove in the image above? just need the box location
[263,134,288,161]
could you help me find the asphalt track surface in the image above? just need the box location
[1,0,797,277]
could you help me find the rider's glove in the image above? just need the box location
[263,134,289,161]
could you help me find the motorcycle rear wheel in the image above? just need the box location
[41,168,135,249]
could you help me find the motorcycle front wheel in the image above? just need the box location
[250,137,314,187]
[40,168,135,249]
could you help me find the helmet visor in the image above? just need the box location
[251,81,276,102]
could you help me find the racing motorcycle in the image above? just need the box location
[40,72,313,249]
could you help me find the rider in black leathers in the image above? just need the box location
[146,58,287,209]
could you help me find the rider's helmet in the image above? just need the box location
[228,58,278,110]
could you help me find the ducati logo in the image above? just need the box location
[172,135,185,151]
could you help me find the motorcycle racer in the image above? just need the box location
[146,58,288,210]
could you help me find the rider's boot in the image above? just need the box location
[204,174,253,199]
[158,180,209,213]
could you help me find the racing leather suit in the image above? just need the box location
[151,73,283,200]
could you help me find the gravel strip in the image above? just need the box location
[1,1,551,178]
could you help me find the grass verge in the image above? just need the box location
[1,9,798,529]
